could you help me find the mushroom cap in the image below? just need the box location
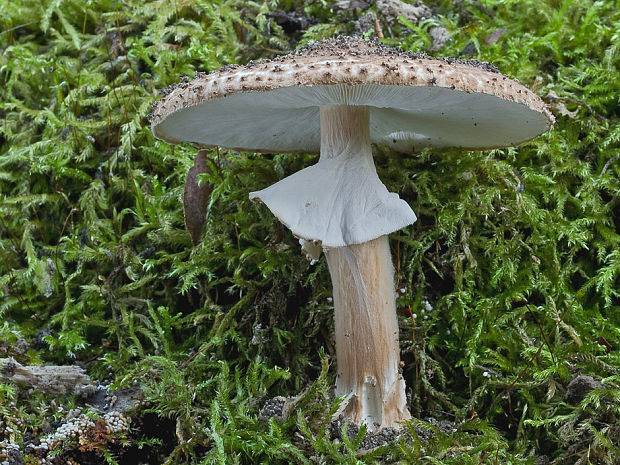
[151,37,553,153]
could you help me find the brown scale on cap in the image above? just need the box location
[149,36,553,139]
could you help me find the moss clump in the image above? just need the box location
[0,0,618,463]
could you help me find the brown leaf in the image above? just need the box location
[484,28,506,46]
[183,149,213,246]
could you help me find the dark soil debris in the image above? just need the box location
[329,418,404,450]
[266,10,315,34]
[260,396,286,420]
[565,375,603,404]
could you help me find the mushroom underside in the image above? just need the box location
[154,84,550,153]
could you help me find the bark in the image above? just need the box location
[0,357,95,395]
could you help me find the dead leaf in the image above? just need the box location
[183,149,213,245]
[485,27,506,46]
[547,90,579,118]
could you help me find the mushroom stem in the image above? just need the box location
[326,236,410,431]
[320,105,411,431]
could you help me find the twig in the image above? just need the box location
[524,302,556,365]
[600,155,619,177]
[178,344,211,370]
[470,1,496,18]
[0,22,36,36]
[1,357,95,395]
[486,342,543,412]
[545,94,607,122]
[55,207,79,281]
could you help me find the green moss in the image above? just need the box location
[0,0,618,463]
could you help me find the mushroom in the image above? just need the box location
[151,37,553,431]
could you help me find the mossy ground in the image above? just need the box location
[1,0,619,463]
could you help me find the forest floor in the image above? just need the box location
[1,0,619,464]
